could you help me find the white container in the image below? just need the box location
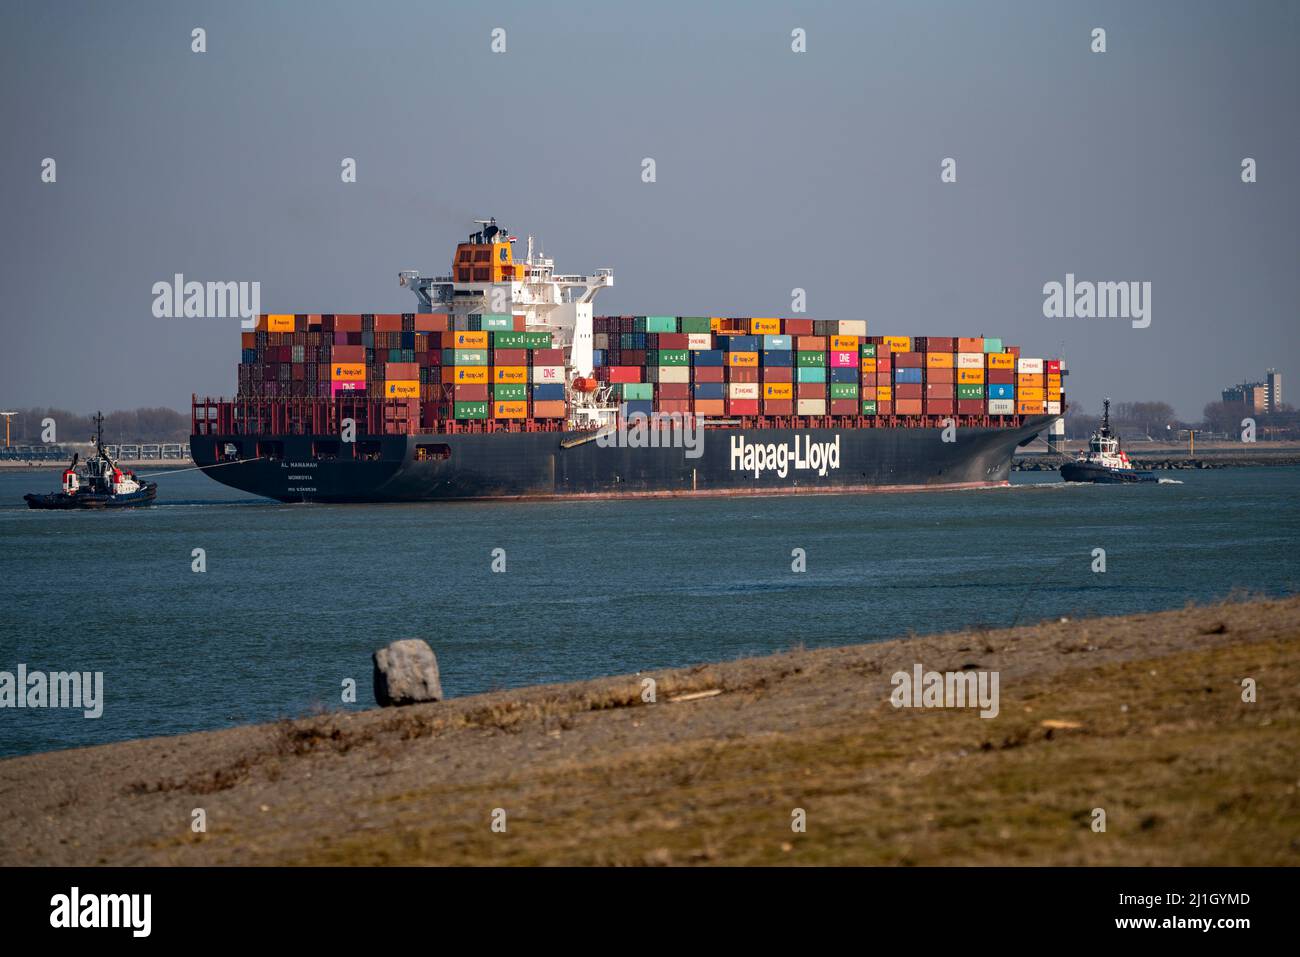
[837,320,867,336]
[532,365,564,383]
[797,398,828,415]
[1047,401,1062,415]
[988,399,1015,415]
[648,365,690,384]
[686,333,712,351]
[957,352,984,369]
[1017,357,1044,374]
[728,382,759,400]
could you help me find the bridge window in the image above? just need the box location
[313,440,341,460]
[257,440,284,461]
[414,444,451,462]
[219,441,243,461]
[357,440,382,461]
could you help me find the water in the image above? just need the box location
[2,465,1297,759]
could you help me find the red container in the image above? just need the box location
[925,399,955,415]
[830,399,857,416]
[414,313,450,332]
[375,313,403,332]
[988,369,1014,384]
[425,350,442,366]
[1045,359,1061,374]
[926,337,955,352]
[657,399,692,414]
[386,362,419,379]
[925,383,955,398]
[797,383,826,399]
[877,400,893,415]
[606,366,642,384]
[532,348,565,366]
[860,373,877,387]
[727,399,759,415]
[332,345,365,363]
[622,349,646,366]
[692,366,724,383]
[492,348,527,366]
[728,367,760,384]
[957,399,986,415]
[927,368,955,384]
[1009,345,1021,358]
[335,314,362,332]
[895,383,923,399]
[656,333,690,349]
[532,400,567,418]
[784,319,814,336]
[876,357,892,372]
[762,400,794,415]
[875,343,892,358]
[658,383,690,400]
[895,398,923,415]
[894,352,923,368]
[453,383,488,401]
[761,367,793,383]
[795,335,827,350]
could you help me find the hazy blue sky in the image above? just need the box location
[1,0,1296,420]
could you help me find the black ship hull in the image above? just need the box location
[191,417,1054,503]
[1060,462,1156,484]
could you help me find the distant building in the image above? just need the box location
[1224,371,1282,414]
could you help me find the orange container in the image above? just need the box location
[876,385,893,401]
[532,400,566,418]
[987,352,1015,370]
[895,398,923,415]
[493,366,528,384]
[452,330,489,349]
[1017,373,1045,387]
[1019,386,1046,401]
[414,313,450,332]
[442,366,489,384]
[882,336,912,352]
[750,317,781,335]
[493,400,527,419]
[375,313,404,332]
[956,337,984,353]
[925,352,955,369]
[331,363,366,381]
[830,335,859,352]
[728,351,759,367]
[957,368,985,384]
[267,314,295,333]
[1017,400,1047,414]
[694,399,725,416]
[385,380,419,398]
[860,356,877,373]
[762,382,794,400]
[795,336,827,350]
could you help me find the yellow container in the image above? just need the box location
[830,335,859,352]
[925,351,955,369]
[762,382,793,400]
[956,368,985,384]
[493,400,527,419]
[860,356,877,373]
[494,366,528,384]
[267,314,295,333]
[1018,386,1046,401]
[876,385,893,401]
[385,380,419,398]
[987,352,1015,370]
[750,317,781,335]
[710,317,725,331]
[883,336,911,352]
[728,351,759,367]
[331,363,366,381]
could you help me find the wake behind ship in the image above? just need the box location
[191,219,1065,502]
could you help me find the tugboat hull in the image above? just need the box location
[1060,462,1156,484]
[24,483,158,510]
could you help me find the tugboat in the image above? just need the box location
[24,413,158,509]
[1061,399,1156,484]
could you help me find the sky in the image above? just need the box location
[1,0,1296,421]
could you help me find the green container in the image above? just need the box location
[796,366,827,384]
[388,349,402,362]
[957,383,984,400]
[679,317,712,334]
[492,331,552,350]
[481,314,514,331]
[645,316,678,333]
[830,383,859,399]
[860,343,876,358]
[982,337,1003,354]
[444,348,488,366]
[493,384,527,402]
[454,401,488,420]
[796,350,827,367]
[649,349,690,366]
[620,382,654,401]
[861,399,878,415]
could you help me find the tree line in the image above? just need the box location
[2,407,191,445]
[1065,400,1297,440]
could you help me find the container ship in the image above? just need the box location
[190,219,1066,502]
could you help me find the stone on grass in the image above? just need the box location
[373,639,443,707]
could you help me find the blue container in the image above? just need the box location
[401,331,415,350]
[894,367,923,384]
[693,382,725,399]
[762,350,793,367]
[796,367,827,384]
[724,335,760,351]
[624,399,654,417]
[532,383,564,401]
[829,366,857,384]
[693,349,724,367]
[242,349,258,364]
[762,335,792,351]
[592,349,605,367]
[988,383,1015,399]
